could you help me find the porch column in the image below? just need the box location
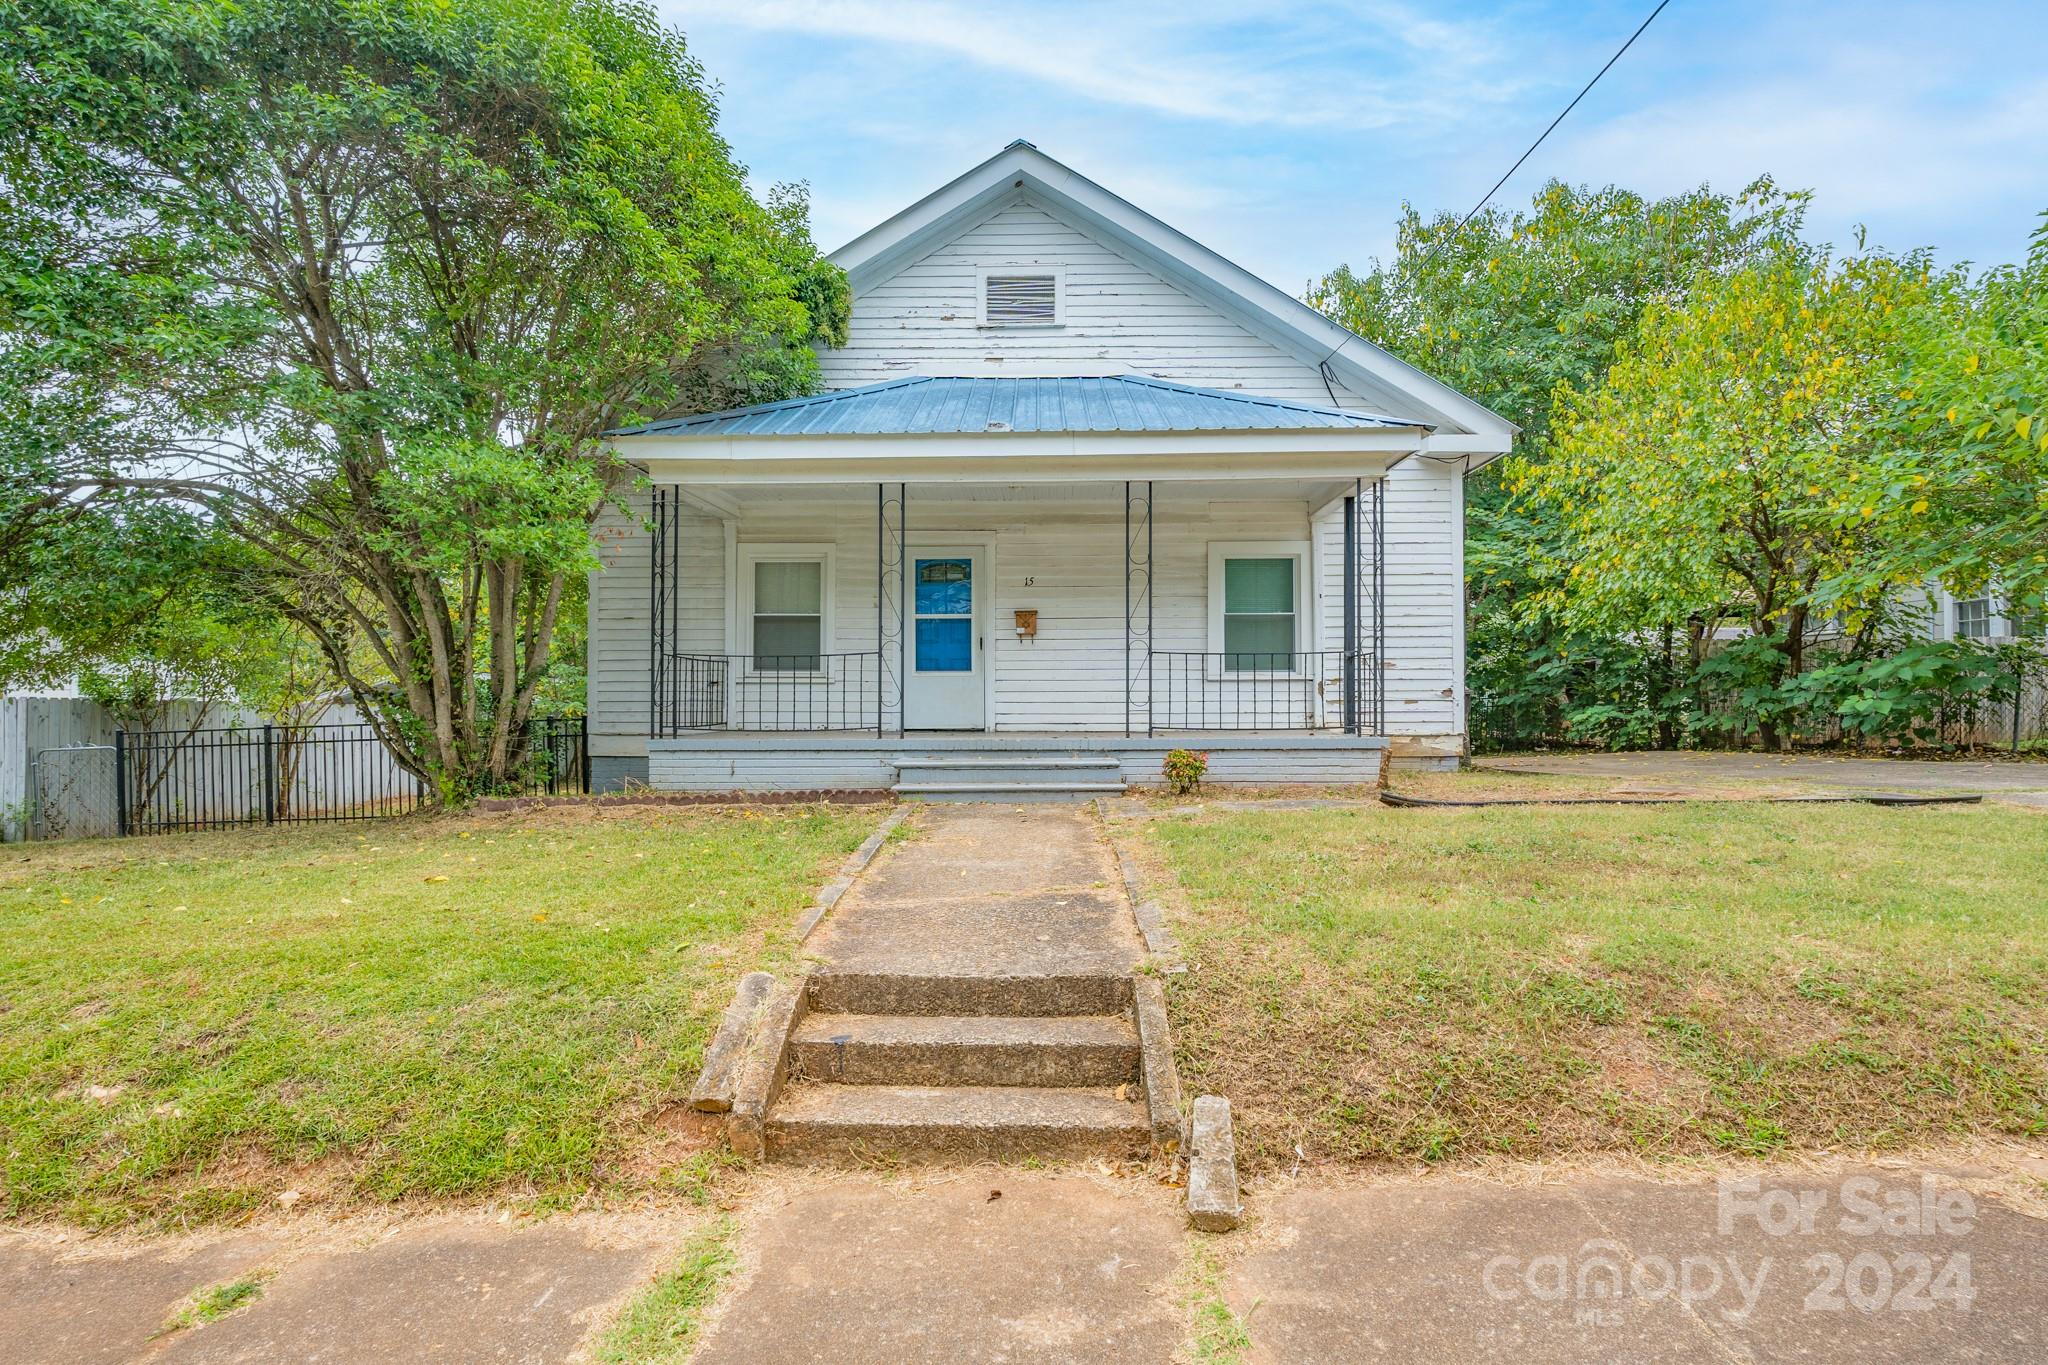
[648,484,683,738]
[1371,474,1387,733]
[877,482,906,737]
[1124,480,1154,738]
[1343,478,1360,735]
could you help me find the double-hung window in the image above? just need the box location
[1209,543,1306,672]
[741,547,830,671]
[1955,595,1992,640]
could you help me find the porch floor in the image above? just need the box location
[640,730,1388,793]
[649,730,1389,747]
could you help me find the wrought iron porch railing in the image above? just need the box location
[1149,650,1379,734]
[661,651,882,733]
[654,648,1381,736]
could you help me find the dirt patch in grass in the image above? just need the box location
[1141,801,2048,1172]
[0,804,880,1228]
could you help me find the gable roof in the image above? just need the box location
[830,141,1516,454]
[610,375,1429,439]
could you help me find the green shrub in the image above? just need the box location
[1163,748,1208,795]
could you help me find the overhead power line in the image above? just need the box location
[1420,0,1674,268]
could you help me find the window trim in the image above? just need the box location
[976,266,1065,328]
[1206,541,1312,677]
[736,543,835,679]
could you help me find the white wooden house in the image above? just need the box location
[587,142,1516,795]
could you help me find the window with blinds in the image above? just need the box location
[1222,556,1297,671]
[751,559,823,670]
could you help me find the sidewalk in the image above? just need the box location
[681,1159,2047,1363]
[1,1211,676,1364]
[7,1160,2042,1360]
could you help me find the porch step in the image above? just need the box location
[889,754,1127,802]
[893,781,1127,803]
[890,756,1124,770]
[791,1012,1140,1087]
[764,1082,1150,1162]
[807,969,1134,1018]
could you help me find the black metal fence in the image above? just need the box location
[112,716,588,836]
[661,652,881,733]
[1150,650,1377,733]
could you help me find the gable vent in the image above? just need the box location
[982,272,1060,326]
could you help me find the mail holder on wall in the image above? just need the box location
[1013,609,1038,641]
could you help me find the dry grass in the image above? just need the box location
[0,804,878,1227]
[1141,791,2048,1172]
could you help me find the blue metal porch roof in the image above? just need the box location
[608,375,1429,438]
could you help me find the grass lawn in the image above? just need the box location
[0,804,878,1227]
[1143,795,2048,1170]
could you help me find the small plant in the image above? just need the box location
[158,1273,272,1336]
[596,1218,739,1364]
[1163,748,1209,796]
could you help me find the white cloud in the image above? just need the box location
[1548,67,2048,262]
[677,0,1518,129]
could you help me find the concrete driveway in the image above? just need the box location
[1480,751,2048,803]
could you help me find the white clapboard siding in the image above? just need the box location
[820,195,1422,415]
[1312,460,1464,736]
[591,486,1456,739]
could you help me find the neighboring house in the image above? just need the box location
[587,142,1515,795]
[1921,585,2039,645]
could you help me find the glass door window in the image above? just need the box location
[914,557,973,672]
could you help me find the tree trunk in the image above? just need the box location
[1758,606,1810,753]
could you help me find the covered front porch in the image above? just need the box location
[607,375,1438,791]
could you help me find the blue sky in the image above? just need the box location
[660,1,2048,293]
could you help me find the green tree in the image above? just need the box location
[1309,180,1810,747]
[1832,215,2048,617]
[1,0,847,799]
[2,501,293,818]
[1520,250,1946,749]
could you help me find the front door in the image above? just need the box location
[904,548,986,729]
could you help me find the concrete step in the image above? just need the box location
[889,755,1128,802]
[892,780,1127,803]
[890,756,1123,771]
[807,969,1133,1018]
[791,1012,1140,1087]
[765,1083,1150,1162]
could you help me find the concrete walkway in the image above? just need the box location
[805,802,1144,982]
[770,802,1157,1161]
[694,1172,1184,1365]
[1481,750,2048,801]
